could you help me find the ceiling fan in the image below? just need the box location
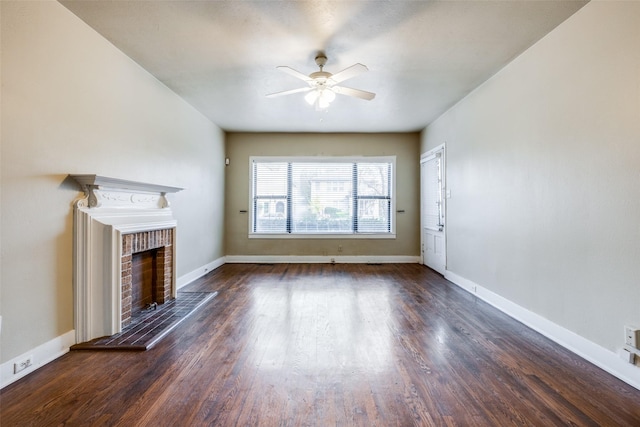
[266,53,376,110]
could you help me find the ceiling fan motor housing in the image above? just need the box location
[309,71,333,86]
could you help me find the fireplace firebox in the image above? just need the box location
[122,229,174,326]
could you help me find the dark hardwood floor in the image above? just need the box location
[2,263,639,426]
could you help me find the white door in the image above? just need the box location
[421,147,446,275]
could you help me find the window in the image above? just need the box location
[422,152,444,231]
[250,156,395,238]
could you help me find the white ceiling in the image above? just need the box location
[59,1,588,133]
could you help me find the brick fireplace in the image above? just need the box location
[70,175,182,343]
[121,229,174,327]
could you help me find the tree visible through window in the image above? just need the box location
[251,157,395,236]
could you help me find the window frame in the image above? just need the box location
[249,156,396,239]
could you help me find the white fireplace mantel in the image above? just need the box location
[70,174,183,209]
[70,175,183,343]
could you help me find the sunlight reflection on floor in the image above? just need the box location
[248,279,392,374]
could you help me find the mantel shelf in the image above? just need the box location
[69,174,183,195]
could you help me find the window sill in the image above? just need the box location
[248,233,396,240]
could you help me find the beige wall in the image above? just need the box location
[225,133,420,258]
[1,1,225,363]
[421,1,640,352]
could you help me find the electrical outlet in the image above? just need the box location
[338,245,343,253]
[625,326,640,348]
[330,258,335,264]
[14,355,34,374]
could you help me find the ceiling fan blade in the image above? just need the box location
[266,87,312,98]
[329,63,368,84]
[332,86,376,101]
[276,66,313,82]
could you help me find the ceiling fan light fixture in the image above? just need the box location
[321,87,336,103]
[304,90,319,105]
[317,97,331,111]
[305,87,336,110]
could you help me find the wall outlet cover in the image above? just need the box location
[624,325,640,348]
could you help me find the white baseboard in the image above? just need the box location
[176,256,225,289]
[444,270,640,391]
[1,330,76,389]
[224,255,421,264]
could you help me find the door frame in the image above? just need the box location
[420,143,447,271]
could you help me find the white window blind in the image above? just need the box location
[251,157,394,236]
[252,162,288,233]
[356,162,392,233]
